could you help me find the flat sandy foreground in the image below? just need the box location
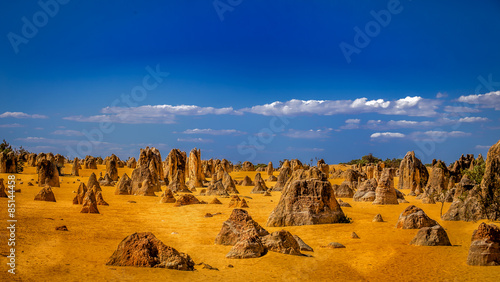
[1,164,499,282]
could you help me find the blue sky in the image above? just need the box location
[1,0,500,165]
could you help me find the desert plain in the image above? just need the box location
[1,147,500,282]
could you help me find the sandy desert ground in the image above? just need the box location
[1,164,499,282]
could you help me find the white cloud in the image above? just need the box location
[475,145,491,150]
[345,119,361,124]
[340,118,361,129]
[443,106,480,113]
[0,112,48,119]
[458,117,489,123]
[177,138,214,143]
[458,91,500,110]
[52,130,84,136]
[424,131,471,138]
[65,104,242,124]
[282,128,333,139]
[370,132,405,139]
[0,123,24,128]
[436,92,448,98]
[409,130,472,141]
[180,128,246,135]
[242,96,439,117]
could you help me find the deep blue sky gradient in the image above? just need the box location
[1,0,499,164]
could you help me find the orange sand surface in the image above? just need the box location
[1,165,500,281]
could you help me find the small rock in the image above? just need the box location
[323,242,346,249]
[373,214,384,222]
[293,235,314,252]
[128,201,136,203]
[205,213,213,218]
[199,263,219,271]
[55,225,68,231]
[351,232,360,239]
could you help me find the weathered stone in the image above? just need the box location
[106,232,195,270]
[165,149,188,192]
[73,183,87,204]
[373,214,384,222]
[353,179,377,202]
[466,223,500,266]
[0,151,17,173]
[174,194,201,207]
[222,172,239,194]
[225,235,267,259]
[71,157,80,176]
[96,191,109,206]
[261,230,302,255]
[267,179,346,227]
[443,140,500,221]
[398,151,429,196]
[207,181,229,197]
[272,167,291,191]
[251,173,268,194]
[210,197,222,205]
[87,172,101,192]
[80,189,99,214]
[241,161,254,171]
[159,189,176,203]
[115,173,132,195]
[34,186,56,202]
[372,168,398,205]
[37,159,60,187]
[240,176,253,186]
[323,242,345,249]
[215,209,269,245]
[126,157,137,168]
[410,225,451,246]
[293,235,314,252]
[188,148,203,187]
[100,173,114,186]
[106,154,119,181]
[396,205,438,229]
[334,181,355,198]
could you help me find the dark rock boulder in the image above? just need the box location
[106,232,195,270]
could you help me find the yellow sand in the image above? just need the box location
[1,165,499,281]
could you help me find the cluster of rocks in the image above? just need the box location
[396,205,451,246]
[442,140,500,221]
[72,174,109,213]
[215,209,312,259]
